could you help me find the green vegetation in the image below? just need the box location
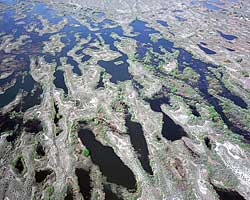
[70,121,79,132]
[182,67,200,81]
[157,65,164,71]
[47,185,54,196]
[207,160,238,189]
[93,118,99,125]
[45,184,55,200]
[143,64,154,71]
[82,148,90,157]
[208,106,220,121]
[144,51,152,64]
[169,68,180,77]
[224,131,250,149]
[170,86,177,93]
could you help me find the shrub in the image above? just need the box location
[208,106,220,121]
[171,86,177,93]
[82,148,90,157]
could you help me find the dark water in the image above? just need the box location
[130,19,159,42]
[78,128,137,191]
[81,54,92,63]
[0,72,16,87]
[0,4,166,93]
[218,31,237,40]
[173,9,184,13]
[8,74,43,112]
[0,4,47,109]
[24,118,43,133]
[175,47,249,140]
[14,157,25,174]
[0,76,22,108]
[64,185,74,200]
[175,16,187,22]
[0,1,96,109]
[200,42,207,46]
[130,19,174,66]
[53,102,62,125]
[203,2,221,10]
[145,97,187,141]
[35,169,53,183]
[53,70,68,95]
[53,101,62,136]
[219,81,247,109]
[0,1,249,142]
[145,96,170,112]
[75,168,92,200]
[125,114,153,175]
[19,85,43,112]
[226,47,235,52]
[67,56,82,76]
[98,54,131,83]
[212,185,246,200]
[86,21,133,83]
[0,111,23,142]
[204,137,212,149]
[104,185,122,200]
[96,72,105,89]
[189,105,201,117]
[36,142,45,157]
[156,20,168,27]
[161,113,187,141]
[131,79,143,93]
[197,44,217,55]
[0,108,43,142]
[176,48,247,109]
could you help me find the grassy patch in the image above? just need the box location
[170,86,177,93]
[208,106,220,122]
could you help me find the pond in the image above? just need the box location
[125,114,153,175]
[75,168,92,200]
[156,20,168,27]
[145,97,187,141]
[53,70,68,95]
[197,44,217,55]
[218,31,237,40]
[212,184,246,200]
[78,128,137,191]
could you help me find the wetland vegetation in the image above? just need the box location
[0,0,249,199]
